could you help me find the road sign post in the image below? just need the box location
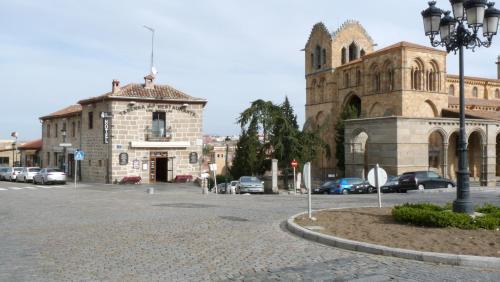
[303,162,313,219]
[368,164,388,208]
[74,150,85,189]
[291,159,298,195]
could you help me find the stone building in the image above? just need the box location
[305,20,500,186]
[40,74,206,184]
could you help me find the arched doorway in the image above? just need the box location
[467,131,483,181]
[447,132,459,181]
[428,130,445,176]
[345,94,361,118]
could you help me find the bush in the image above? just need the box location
[392,203,500,230]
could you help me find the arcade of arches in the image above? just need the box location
[345,117,499,187]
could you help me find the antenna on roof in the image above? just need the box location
[143,25,157,75]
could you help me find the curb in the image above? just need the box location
[286,208,500,269]
[407,187,498,194]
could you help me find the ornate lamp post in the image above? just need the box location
[422,0,500,214]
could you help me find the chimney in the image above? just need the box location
[144,74,155,89]
[112,79,120,93]
[497,56,500,79]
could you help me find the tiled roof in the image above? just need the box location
[78,82,206,105]
[442,108,500,121]
[39,105,82,120]
[18,139,42,150]
[364,41,446,58]
[447,74,500,83]
[448,97,500,107]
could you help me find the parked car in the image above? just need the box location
[349,180,376,194]
[312,181,337,194]
[237,176,264,194]
[331,178,365,194]
[229,181,239,194]
[16,167,41,183]
[381,176,400,193]
[0,167,10,180]
[216,182,228,194]
[33,168,67,185]
[7,167,23,181]
[396,171,455,192]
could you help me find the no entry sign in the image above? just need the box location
[291,159,298,168]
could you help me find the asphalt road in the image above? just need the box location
[0,180,499,281]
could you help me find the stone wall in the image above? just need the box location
[109,101,204,184]
[41,115,81,169]
[80,102,110,183]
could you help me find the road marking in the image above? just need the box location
[0,188,7,191]
[23,187,37,189]
[10,187,23,190]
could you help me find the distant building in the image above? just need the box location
[305,20,500,186]
[18,139,42,167]
[0,140,22,167]
[40,74,206,183]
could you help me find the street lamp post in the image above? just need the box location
[224,136,230,193]
[422,0,500,214]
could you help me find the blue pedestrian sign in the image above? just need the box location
[74,150,85,161]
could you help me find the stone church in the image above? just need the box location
[305,20,500,187]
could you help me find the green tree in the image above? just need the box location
[335,105,359,173]
[230,125,261,178]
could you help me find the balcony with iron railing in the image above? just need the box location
[144,126,173,142]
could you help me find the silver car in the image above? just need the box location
[237,176,264,194]
[33,168,67,185]
[16,167,41,182]
[7,167,23,181]
[0,167,10,180]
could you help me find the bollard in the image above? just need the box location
[147,187,154,195]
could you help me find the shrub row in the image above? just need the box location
[392,203,500,230]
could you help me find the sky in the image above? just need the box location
[1,0,499,141]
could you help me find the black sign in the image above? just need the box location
[119,153,128,165]
[189,152,198,164]
[103,117,110,144]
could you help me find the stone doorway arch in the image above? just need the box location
[467,131,484,182]
[428,130,445,176]
[447,131,459,181]
[344,94,361,118]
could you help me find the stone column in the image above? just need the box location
[484,124,497,187]
[272,159,278,194]
[442,142,449,178]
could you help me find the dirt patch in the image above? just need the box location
[295,207,500,257]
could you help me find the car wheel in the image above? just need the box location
[342,189,349,195]
[447,183,453,189]
[418,184,425,190]
[323,191,328,195]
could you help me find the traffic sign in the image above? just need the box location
[74,150,85,161]
[367,166,388,187]
[59,143,72,147]
[291,159,298,168]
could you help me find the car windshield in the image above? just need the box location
[321,181,335,187]
[240,177,260,183]
[230,181,238,185]
[29,168,41,172]
[14,168,22,172]
[47,169,63,173]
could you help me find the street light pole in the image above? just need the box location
[421,0,500,214]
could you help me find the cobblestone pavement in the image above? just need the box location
[0,181,499,281]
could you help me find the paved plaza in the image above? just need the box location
[0,181,499,281]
